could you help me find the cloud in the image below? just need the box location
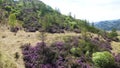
[41,0,120,22]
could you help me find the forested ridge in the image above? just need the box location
[0,0,99,33]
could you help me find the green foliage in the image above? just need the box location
[41,13,52,30]
[0,0,3,5]
[78,39,99,56]
[9,13,16,27]
[4,6,12,12]
[17,3,23,8]
[92,51,115,68]
[70,47,81,57]
[1,0,100,33]
[11,8,21,16]
[108,28,118,38]
[69,21,77,30]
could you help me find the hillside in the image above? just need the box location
[95,19,120,30]
[1,0,120,68]
[1,26,120,68]
[0,27,81,68]
[0,0,98,33]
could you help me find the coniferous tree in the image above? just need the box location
[9,13,16,27]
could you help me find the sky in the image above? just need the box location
[41,0,120,22]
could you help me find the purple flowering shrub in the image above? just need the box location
[21,36,114,68]
[21,41,92,68]
[21,42,58,68]
[114,53,120,68]
[89,37,112,52]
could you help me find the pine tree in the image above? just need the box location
[9,13,17,27]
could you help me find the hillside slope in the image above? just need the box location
[1,0,120,68]
[0,0,99,33]
[1,26,120,68]
[0,27,81,68]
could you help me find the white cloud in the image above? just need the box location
[41,0,120,22]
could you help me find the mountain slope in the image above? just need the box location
[1,0,120,68]
[95,19,120,30]
[0,0,99,33]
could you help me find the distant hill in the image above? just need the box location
[95,19,120,31]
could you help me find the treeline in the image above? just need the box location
[0,0,99,33]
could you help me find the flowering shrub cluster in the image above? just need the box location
[21,42,57,68]
[114,53,120,68]
[90,37,112,52]
[21,36,117,68]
